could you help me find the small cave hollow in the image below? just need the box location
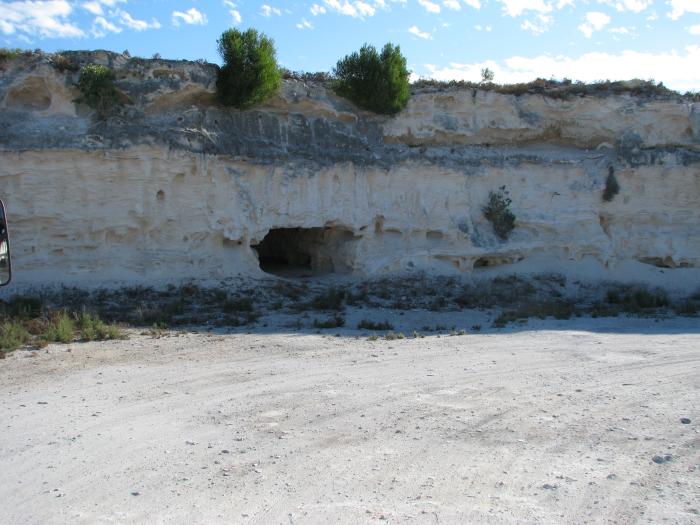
[251,227,355,277]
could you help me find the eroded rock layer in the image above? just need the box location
[1,52,699,287]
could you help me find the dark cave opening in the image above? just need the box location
[251,227,355,277]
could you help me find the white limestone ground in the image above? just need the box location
[1,316,698,524]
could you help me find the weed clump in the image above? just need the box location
[0,320,31,354]
[216,28,281,109]
[333,43,410,114]
[77,64,121,116]
[483,187,515,240]
[311,288,345,311]
[78,313,125,341]
[313,314,345,329]
[44,311,75,343]
[357,319,394,331]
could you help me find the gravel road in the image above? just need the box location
[1,318,699,524]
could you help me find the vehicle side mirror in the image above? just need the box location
[0,200,11,286]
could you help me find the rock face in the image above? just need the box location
[1,52,699,288]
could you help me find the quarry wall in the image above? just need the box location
[1,52,699,289]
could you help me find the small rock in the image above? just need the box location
[221,449,230,454]
[652,454,672,464]
[542,483,558,490]
[680,418,691,424]
[185,440,197,446]
[607,473,617,480]
[131,491,140,496]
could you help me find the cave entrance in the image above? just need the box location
[251,227,354,277]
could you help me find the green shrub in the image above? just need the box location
[0,320,31,352]
[45,311,75,344]
[223,297,254,312]
[357,319,394,330]
[216,28,281,109]
[311,288,345,311]
[313,314,345,329]
[483,188,516,240]
[333,43,410,114]
[78,313,124,341]
[77,64,120,116]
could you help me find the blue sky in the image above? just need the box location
[2,0,700,91]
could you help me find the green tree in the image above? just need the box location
[333,43,410,114]
[216,28,281,109]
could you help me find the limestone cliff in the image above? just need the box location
[1,51,699,289]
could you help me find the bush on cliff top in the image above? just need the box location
[77,64,120,116]
[333,43,410,114]
[216,28,281,109]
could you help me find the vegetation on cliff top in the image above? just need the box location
[76,64,122,117]
[215,28,282,109]
[332,43,410,114]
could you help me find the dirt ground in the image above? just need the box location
[1,317,698,524]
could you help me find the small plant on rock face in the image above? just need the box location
[77,64,120,116]
[602,166,620,202]
[216,28,281,109]
[483,187,516,241]
[333,43,410,114]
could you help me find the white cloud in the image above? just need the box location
[690,24,700,35]
[462,0,481,8]
[408,24,432,38]
[499,0,552,16]
[668,0,700,20]
[172,7,207,26]
[423,46,700,92]
[609,26,631,34]
[90,15,120,36]
[0,0,84,37]
[598,0,651,13]
[117,10,161,31]
[81,0,124,16]
[578,11,610,38]
[474,24,492,31]
[418,0,441,13]
[521,13,552,34]
[223,0,242,24]
[82,1,103,15]
[322,0,376,17]
[261,4,282,16]
[443,0,460,10]
[296,17,313,28]
[310,4,327,15]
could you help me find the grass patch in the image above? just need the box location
[44,311,75,344]
[78,313,125,341]
[313,314,345,329]
[0,320,31,354]
[310,288,345,311]
[223,297,254,312]
[357,319,394,330]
